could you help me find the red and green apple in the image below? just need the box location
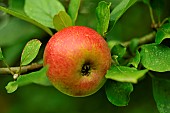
[43,26,111,97]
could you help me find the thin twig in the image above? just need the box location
[149,6,156,25]
[3,60,15,75]
[160,18,169,26]
[0,63,43,75]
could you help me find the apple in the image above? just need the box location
[43,26,111,97]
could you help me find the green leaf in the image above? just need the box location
[110,0,137,28]
[111,44,126,58]
[24,0,65,29]
[140,43,170,72]
[8,0,25,14]
[129,38,139,54]
[5,66,51,93]
[152,77,170,113]
[155,23,170,44]
[5,81,18,93]
[105,80,133,106]
[21,39,41,66]
[67,0,81,25]
[0,6,53,36]
[53,11,73,31]
[0,48,4,60]
[105,65,148,83]
[128,50,140,68]
[96,1,111,37]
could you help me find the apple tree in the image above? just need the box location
[0,0,170,113]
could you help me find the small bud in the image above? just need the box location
[13,74,19,79]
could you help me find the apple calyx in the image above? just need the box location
[81,62,91,76]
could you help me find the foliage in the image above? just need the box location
[105,65,148,83]
[53,11,73,31]
[20,39,41,66]
[24,0,65,29]
[140,43,170,72]
[0,5,53,36]
[152,76,170,113]
[67,0,81,25]
[0,0,170,113]
[6,66,51,93]
[156,23,170,44]
[105,80,133,106]
[96,1,111,37]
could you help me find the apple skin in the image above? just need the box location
[43,26,111,97]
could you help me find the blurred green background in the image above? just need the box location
[1,0,170,113]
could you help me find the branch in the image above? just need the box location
[122,31,156,47]
[0,63,43,75]
[0,31,156,75]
